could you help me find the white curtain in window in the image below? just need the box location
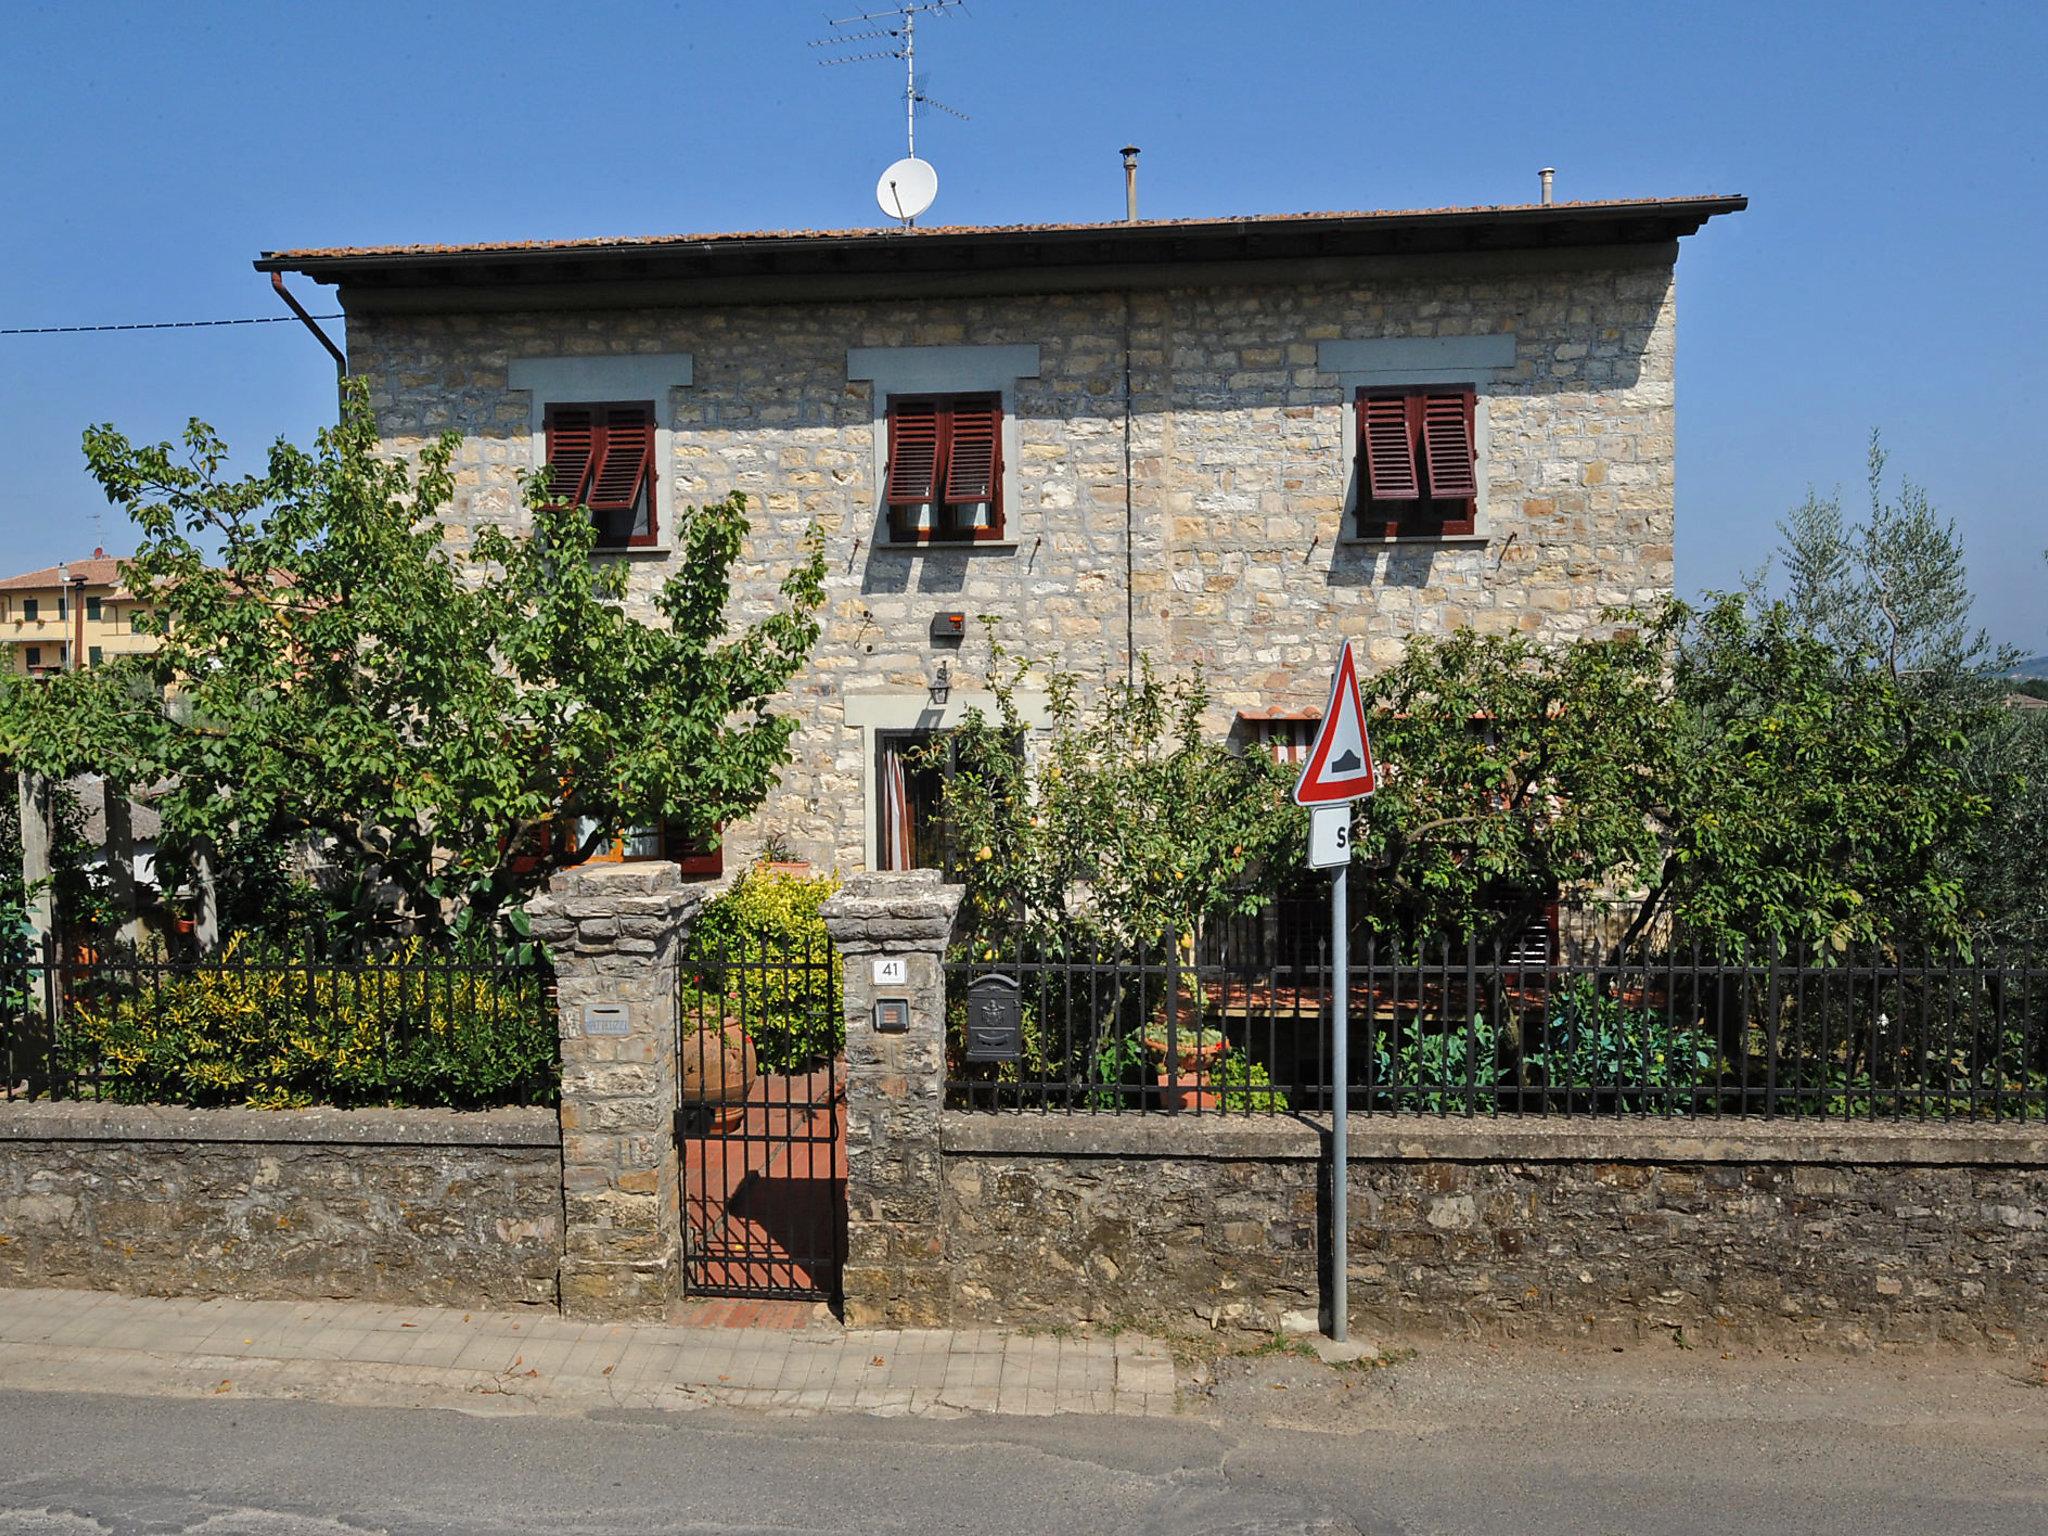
[878,744,913,871]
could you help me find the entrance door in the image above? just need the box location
[676,934,845,1302]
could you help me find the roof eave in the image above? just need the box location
[254,197,1747,289]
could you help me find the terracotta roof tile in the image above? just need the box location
[0,558,132,596]
[259,195,1744,265]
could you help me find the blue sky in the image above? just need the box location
[2,0,2041,650]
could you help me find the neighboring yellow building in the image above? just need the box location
[0,551,163,677]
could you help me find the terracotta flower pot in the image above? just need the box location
[1141,1025,1228,1112]
[681,1017,757,1134]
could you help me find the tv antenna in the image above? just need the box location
[811,1,971,225]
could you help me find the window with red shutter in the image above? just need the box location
[1420,393,1478,501]
[1361,395,1420,502]
[1355,386,1478,538]
[544,402,658,549]
[885,393,1005,543]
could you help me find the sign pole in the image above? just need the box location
[1293,638,1376,1348]
[1330,861,1348,1343]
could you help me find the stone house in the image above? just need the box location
[257,195,1743,877]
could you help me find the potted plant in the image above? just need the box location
[1139,1023,1229,1112]
[756,834,812,878]
[679,995,757,1134]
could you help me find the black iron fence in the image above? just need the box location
[0,933,556,1108]
[945,927,2048,1122]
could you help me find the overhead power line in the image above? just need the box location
[0,314,344,336]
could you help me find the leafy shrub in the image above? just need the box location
[1378,1015,1503,1113]
[1215,1050,1289,1114]
[63,936,555,1108]
[1523,979,1718,1110]
[685,867,842,1071]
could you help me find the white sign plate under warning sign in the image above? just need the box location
[1308,804,1352,869]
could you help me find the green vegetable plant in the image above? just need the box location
[1376,1014,1502,1114]
[1522,980,1718,1112]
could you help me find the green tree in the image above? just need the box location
[942,648,1298,958]
[1649,593,1988,953]
[1777,438,2039,948]
[1352,621,1671,946]
[0,769,23,950]
[1778,432,2016,688]
[2,387,826,939]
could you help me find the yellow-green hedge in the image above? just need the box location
[64,938,555,1108]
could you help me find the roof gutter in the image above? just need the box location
[269,271,347,379]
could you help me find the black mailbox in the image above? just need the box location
[964,973,1023,1062]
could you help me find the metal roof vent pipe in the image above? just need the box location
[1539,166,1555,206]
[1121,145,1141,222]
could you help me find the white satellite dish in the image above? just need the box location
[876,156,938,223]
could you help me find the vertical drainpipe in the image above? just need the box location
[1123,291,1136,685]
[1121,146,1141,682]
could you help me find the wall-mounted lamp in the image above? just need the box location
[929,659,952,707]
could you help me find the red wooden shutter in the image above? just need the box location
[1359,394,1420,500]
[943,398,1000,505]
[544,407,597,506]
[1420,391,1477,499]
[884,399,941,504]
[586,406,653,512]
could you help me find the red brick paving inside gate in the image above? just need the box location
[681,1060,846,1301]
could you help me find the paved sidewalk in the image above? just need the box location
[0,1286,1181,1420]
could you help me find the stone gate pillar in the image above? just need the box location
[527,862,701,1319]
[820,871,963,1326]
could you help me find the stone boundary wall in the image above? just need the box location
[0,1104,563,1309]
[940,1115,2048,1351]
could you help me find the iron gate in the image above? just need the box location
[675,933,845,1302]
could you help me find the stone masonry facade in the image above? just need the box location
[527,862,701,1319]
[821,871,963,1326]
[349,247,1679,872]
[938,1118,2048,1350]
[0,1104,562,1309]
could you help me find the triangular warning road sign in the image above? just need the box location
[1293,640,1378,806]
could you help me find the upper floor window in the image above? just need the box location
[86,595,102,622]
[885,394,1003,543]
[22,599,38,622]
[543,402,657,551]
[1357,386,1478,538]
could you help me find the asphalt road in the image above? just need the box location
[0,1345,2042,1535]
